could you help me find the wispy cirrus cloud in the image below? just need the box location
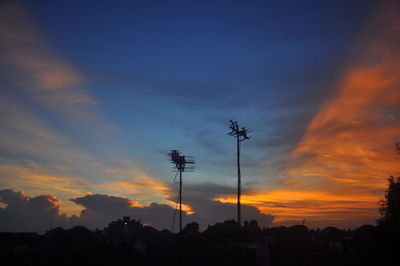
[0,101,173,214]
[0,99,94,166]
[0,1,95,118]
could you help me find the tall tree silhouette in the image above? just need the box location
[378,141,400,227]
[378,176,400,228]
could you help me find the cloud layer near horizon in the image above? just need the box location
[0,189,274,233]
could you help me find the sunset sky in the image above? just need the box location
[1,0,399,233]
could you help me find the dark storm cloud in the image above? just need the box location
[72,192,274,231]
[0,189,274,233]
[0,189,70,233]
[71,194,176,230]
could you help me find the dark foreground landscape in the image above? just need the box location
[1,216,399,266]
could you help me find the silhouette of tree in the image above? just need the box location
[181,221,199,236]
[378,176,400,228]
[242,220,261,242]
[203,219,240,243]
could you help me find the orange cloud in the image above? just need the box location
[0,163,92,216]
[104,176,171,203]
[94,170,195,214]
[165,200,194,215]
[215,189,378,228]
[0,164,91,197]
[216,3,400,228]
[283,3,400,193]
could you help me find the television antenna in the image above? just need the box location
[168,150,195,234]
[227,120,251,226]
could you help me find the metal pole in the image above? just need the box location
[179,169,183,265]
[179,169,183,234]
[237,133,241,226]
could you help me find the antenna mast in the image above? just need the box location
[168,150,195,233]
[227,120,251,226]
